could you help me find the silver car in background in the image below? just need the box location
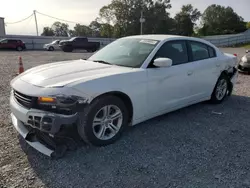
[43,40,60,51]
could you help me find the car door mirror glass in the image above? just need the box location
[153,58,173,68]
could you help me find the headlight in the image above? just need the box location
[38,95,87,105]
[38,97,56,103]
[38,95,88,114]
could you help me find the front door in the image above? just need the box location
[146,40,196,115]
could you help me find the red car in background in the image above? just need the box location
[0,38,26,51]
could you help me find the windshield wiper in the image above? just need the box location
[92,60,112,65]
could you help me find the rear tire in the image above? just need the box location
[210,74,229,104]
[77,96,129,146]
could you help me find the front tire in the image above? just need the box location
[77,96,128,146]
[16,46,23,51]
[49,46,54,51]
[210,74,229,104]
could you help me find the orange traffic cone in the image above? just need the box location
[18,56,24,74]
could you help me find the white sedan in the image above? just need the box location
[43,40,60,51]
[10,35,238,158]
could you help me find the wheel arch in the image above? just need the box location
[90,91,134,125]
[220,70,229,77]
[219,70,233,96]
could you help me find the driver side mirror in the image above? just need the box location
[153,58,172,68]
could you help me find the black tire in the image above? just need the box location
[49,46,54,51]
[62,46,73,52]
[16,46,23,51]
[77,96,129,146]
[210,73,230,104]
[91,48,97,52]
[66,46,73,52]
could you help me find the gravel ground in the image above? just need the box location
[0,49,250,188]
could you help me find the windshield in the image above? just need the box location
[88,38,159,68]
[52,40,58,44]
[69,37,76,41]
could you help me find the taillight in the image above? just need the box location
[234,54,237,57]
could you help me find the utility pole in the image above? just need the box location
[33,10,39,36]
[139,11,145,35]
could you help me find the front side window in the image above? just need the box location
[88,38,159,68]
[154,40,188,66]
[69,37,77,41]
[9,40,17,43]
[80,38,87,42]
[190,41,209,61]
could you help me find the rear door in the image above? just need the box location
[186,40,220,98]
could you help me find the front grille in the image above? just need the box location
[14,90,37,109]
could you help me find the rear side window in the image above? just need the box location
[9,40,17,43]
[208,46,216,58]
[155,40,188,66]
[190,41,209,61]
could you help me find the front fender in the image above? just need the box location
[70,71,148,123]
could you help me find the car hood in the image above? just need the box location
[18,60,133,88]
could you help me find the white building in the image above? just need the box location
[0,17,6,36]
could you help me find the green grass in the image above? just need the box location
[242,43,250,49]
[232,42,250,48]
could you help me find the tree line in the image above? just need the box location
[41,0,250,38]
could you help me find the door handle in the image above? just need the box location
[216,63,220,67]
[187,71,193,76]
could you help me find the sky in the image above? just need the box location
[1,0,250,35]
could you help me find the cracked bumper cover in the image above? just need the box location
[10,94,80,157]
[238,64,250,73]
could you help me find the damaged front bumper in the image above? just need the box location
[238,64,250,74]
[10,93,81,158]
[11,114,54,156]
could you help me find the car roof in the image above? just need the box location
[123,34,216,48]
[124,34,182,41]
[124,34,208,42]
[1,38,22,41]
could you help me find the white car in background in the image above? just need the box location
[43,40,60,51]
[10,35,238,158]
